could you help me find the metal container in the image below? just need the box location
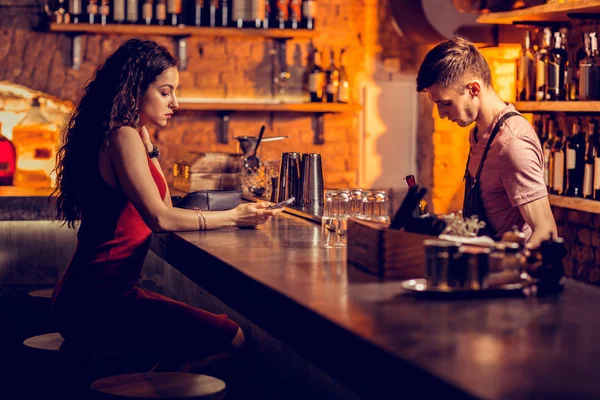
[278,152,301,202]
[457,246,491,290]
[298,153,324,207]
[424,239,461,289]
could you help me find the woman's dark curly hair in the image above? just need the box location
[52,38,177,228]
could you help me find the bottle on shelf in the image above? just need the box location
[517,30,536,101]
[579,32,600,101]
[127,0,139,23]
[69,0,82,23]
[337,48,350,104]
[308,48,324,103]
[113,0,126,23]
[547,30,567,101]
[168,0,182,25]
[209,0,219,27]
[221,0,229,26]
[276,0,289,29]
[156,0,167,25]
[591,120,600,201]
[289,0,301,29]
[194,0,204,26]
[88,0,99,24]
[233,0,264,28]
[566,118,585,198]
[552,129,565,195]
[99,0,110,25]
[0,124,16,186]
[142,0,153,25]
[55,0,69,24]
[325,49,339,103]
[535,27,552,101]
[263,0,271,29]
[405,175,429,218]
[302,0,315,30]
[583,119,597,200]
[543,117,555,191]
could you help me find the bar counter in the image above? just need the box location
[150,211,600,400]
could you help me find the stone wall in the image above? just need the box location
[0,0,377,189]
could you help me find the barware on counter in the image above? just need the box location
[297,153,324,207]
[278,152,301,202]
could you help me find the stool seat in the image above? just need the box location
[28,288,54,299]
[23,332,64,352]
[91,372,226,399]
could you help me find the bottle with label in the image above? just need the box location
[289,0,301,29]
[194,0,204,26]
[156,0,167,25]
[113,0,126,23]
[308,49,324,103]
[535,28,551,101]
[127,0,139,23]
[546,31,567,101]
[69,0,82,23]
[405,175,429,218]
[233,0,264,28]
[543,117,555,191]
[209,0,219,27]
[583,119,597,199]
[88,0,98,24]
[143,0,153,25]
[337,48,349,104]
[99,0,110,25]
[325,49,339,103]
[221,0,229,26]
[516,30,536,101]
[168,0,182,25]
[591,120,600,200]
[579,32,600,101]
[552,129,565,195]
[566,118,585,197]
[0,124,16,186]
[276,0,289,29]
[302,0,315,29]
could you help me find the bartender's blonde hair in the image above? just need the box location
[416,37,492,92]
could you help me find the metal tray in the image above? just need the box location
[400,276,536,299]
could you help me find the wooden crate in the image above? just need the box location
[347,218,435,279]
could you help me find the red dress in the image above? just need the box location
[52,156,239,358]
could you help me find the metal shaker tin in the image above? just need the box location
[424,239,461,289]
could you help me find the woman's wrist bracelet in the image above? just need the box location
[193,207,207,231]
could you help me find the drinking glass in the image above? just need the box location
[321,190,349,248]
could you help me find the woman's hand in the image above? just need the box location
[231,202,282,228]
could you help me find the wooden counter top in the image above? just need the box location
[150,212,600,400]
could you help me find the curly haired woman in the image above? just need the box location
[50,38,280,371]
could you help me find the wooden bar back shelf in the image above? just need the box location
[476,0,600,24]
[347,218,434,279]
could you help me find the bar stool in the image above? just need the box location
[91,372,226,399]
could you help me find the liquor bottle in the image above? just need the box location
[69,0,82,23]
[591,120,600,200]
[580,32,600,101]
[156,0,167,25]
[535,27,551,101]
[516,30,536,101]
[0,125,16,186]
[302,0,315,29]
[337,48,349,104]
[566,118,585,197]
[99,0,110,25]
[533,114,544,144]
[552,129,565,195]
[308,49,324,103]
[263,0,271,29]
[547,31,567,101]
[55,0,68,24]
[221,0,229,26]
[88,0,98,24]
[209,0,218,27]
[565,31,579,101]
[583,119,597,199]
[543,117,555,191]
[127,0,139,23]
[325,49,339,103]
[289,0,301,29]
[195,0,204,26]
[143,0,153,25]
[113,0,126,23]
[233,0,263,28]
[276,0,288,29]
[405,175,429,217]
[168,0,182,25]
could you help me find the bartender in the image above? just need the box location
[415,37,556,246]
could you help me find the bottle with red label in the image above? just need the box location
[0,124,16,186]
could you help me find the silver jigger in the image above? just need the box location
[278,152,301,202]
[298,153,324,207]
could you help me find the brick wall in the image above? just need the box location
[0,0,375,189]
